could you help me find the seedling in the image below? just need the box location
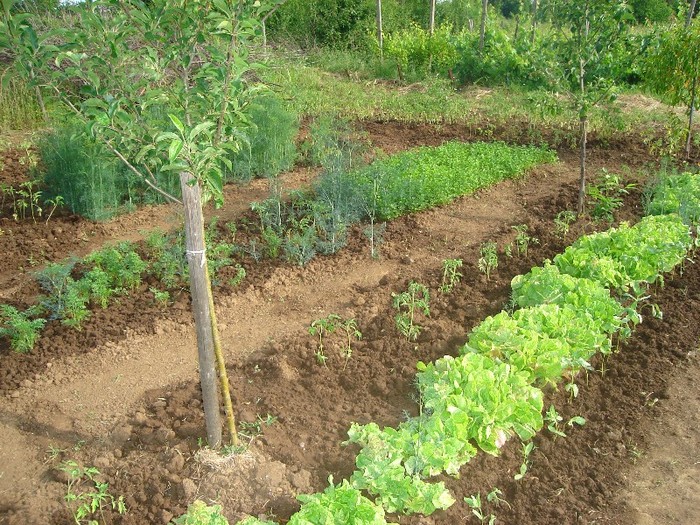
[587,169,636,223]
[44,195,64,224]
[149,287,170,306]
[238,413,278,442]
[0,304,46,353]
[309,314,342,365]
[545,405,586,438]
[439,258,463,293]
[478,241,499,281]
[512,224,539,257]
[514,441,535,481]
[486,487,511,509]
[59,460,126,525]
[553,210,576,239]
[545,405,566,438]
[464,493,496,525]
[228,264,247,287]
[392,281,430,342]
[339,318,362,370]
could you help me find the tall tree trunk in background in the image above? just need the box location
[688,0,697,27]
[479,0,488,51]
[429,0,436,35]
[180,172,223,448]
[578,114,588,214]
[376,0,383,57]
[687,73,697,159]
[531,0,538,43]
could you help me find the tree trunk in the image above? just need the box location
[376,0,383,57]
[687,72,697,159]
[180,172,222,448]
[531,0,538,43]
[577,115,588,214]
[479,0,488,52]
[687,0,697,28]
[429,0,436,35]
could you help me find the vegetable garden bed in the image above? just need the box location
[1,122,699,525]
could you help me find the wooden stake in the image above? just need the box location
[180,172,222,448]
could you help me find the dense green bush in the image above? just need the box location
[37,125,181,221]
[384,24,458,80]
[267,0,375,48]
[350,141,556,220]
[229,95,299,181]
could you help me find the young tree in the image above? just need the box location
[550,0,632,213]
[1,0,275,448]
[645,20,700,159]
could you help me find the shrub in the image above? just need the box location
[229,95,298,181]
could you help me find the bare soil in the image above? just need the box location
[1,121,699,525]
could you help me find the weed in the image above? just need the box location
[554,210,577,238]
[478,241,499,281]
[59,460,126,525]
[439,258,463,293]
[392,281,430,342]
[283,217,318,266]
[486,487,511,509]
[0,304,46,353]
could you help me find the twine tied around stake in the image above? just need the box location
[185,249,207,268]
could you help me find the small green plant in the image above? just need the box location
[238,414,278,442]
[309,314,342,365]
[478,241,499,281]
[44,195,65,224]
[486,487,511,509]
[228,264,246,287]
[545,405,586,438]
[512,224,539,257]
[59,460,126,525]
[514,441,535,481]
[439,258,463,293]
[392,281,430,342]
[464,492,496,525]
[173,500,229,525]
[149,287,170,306]
[12,180,43,222]
[554,210,576,239]
[339,318,362,370]
[0,304,46,353]
[587,170,636,223]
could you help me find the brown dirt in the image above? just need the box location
[0,122,699,525]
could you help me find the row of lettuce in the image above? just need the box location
[0,142,554,354]
[219,170,700,525]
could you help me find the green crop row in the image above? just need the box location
[349,141,557,220]
[0,224,237,353]
[231,171,698,525]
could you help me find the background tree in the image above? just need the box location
[550,0,633,213]
[1,0,275,448]
[479,0,488,51]
[644,19,700,159]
